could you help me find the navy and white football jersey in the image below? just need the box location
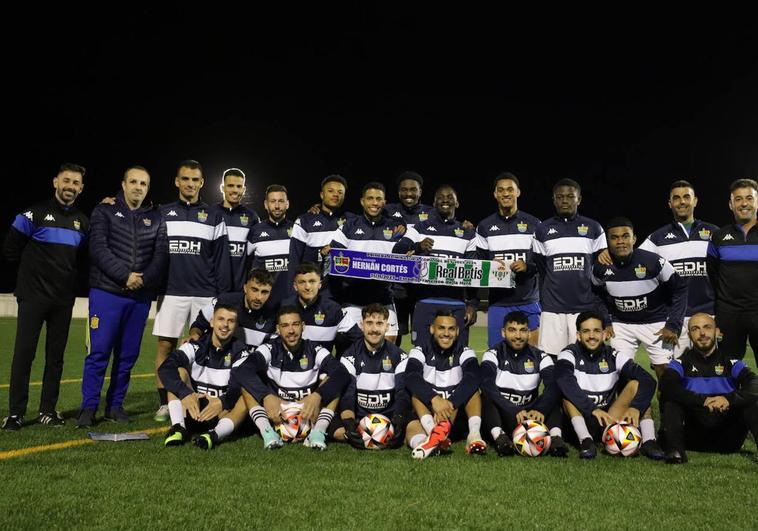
[476,210,541,306]
[340,339,409,417]
[214,203,259,290]
[281,294,344,352]
[404,339,480,408]
[191,291,277,348]
[480,342,558,414]
[532,214,606,313]
[247,218,293,308]
[288,209,354,286]
[384,203,434,229]
[592,248,688,333]
[638,220,717,315]
[555,342,655,417]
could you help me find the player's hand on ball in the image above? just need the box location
[515,410,529,424]
[620,407,640,426]
[301,392,322,423]
[198,396,223,421]
[592,408,615,427]
[525,410,545,423]
[263,394,283,422]
[181,393,201,420]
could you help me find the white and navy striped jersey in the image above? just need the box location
[158,334,250,410]
[191,291,277,349]
[480,342,559,413]
[384,202,434,229]
[340,339,410,417]
[592,248,688,333]
[476,210,541,306]
[638,219,717,316]
[281,295,345,353]
[555,342,655,417]
[214,203,259,291]
[404,339,480,408]
[161,200,231,297]
[330,214,407,305]
[247,218,293,308]
[533,214,606,313]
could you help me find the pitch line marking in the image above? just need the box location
[0,372,154,390]
[0,427,169,461]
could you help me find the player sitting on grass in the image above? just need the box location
[555,311,665,460]
[233,305,349,450]
[480,310,568,456]
[403,310,487,459]
[158,304,249,450]
[330,303,410,449]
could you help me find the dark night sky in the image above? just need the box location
[3,7,757,292]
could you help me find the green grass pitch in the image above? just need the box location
[0,318,756,530]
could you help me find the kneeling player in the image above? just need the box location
[331,304,410,449]
[234,305,349,450]
[404,310,486,458]
[480,311,568,456]
[556,311,665,460]
[158,304,249,450]
[660,313,758,463]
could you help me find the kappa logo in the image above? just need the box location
[44,214,55,222]
[167,210,178,217]
[360,360,366,368]
[355,228,365,235]
[426,226,437,232]
[722,234,734,241]
[604,269,615,276]
[313,220,322,227]
[115,212,124,218]
[665,232,676,239]
[392,211,402,218]
[23,211,33,221]
[489,225,500,232]
[547,228,558,235]
[690,365,698,373]
[579,359,585,366]
[259,231,269,238]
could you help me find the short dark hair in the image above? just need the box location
[670,180,694,192]
[246,268,274,286]
[362,303,389,320]
[223,167,246,181]
[606,216,634,233]
[576,311,603,330]
[503,311,528,328]
[177,159,202,174]
[396,171,423,188]
[213,302,238,316]
[294,262,321,277]
[434,184,457,196]
[321,174,347,190]
[552,178,581,195]
[58,163,86,178]
[433,309,456,320]
[265,184,288,197]
[277,304,302,322]
[362,181,386,196]
[730,178,758,194]
[493,172,520,191]
[123,165,149,181]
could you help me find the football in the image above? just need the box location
[276,401,311,442]
[512,420,552,457]
[358,413,395,449]
[602,422,642,457]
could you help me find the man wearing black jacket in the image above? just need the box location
[660,313,758,463]
[2,163,89,430]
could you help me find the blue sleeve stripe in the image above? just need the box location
[668,360,684,377]
[717,245,758,262]
[31,227,84,247]
[706,242,719,258]
[683,376,736,395]
[12,214,35,237]
[731,361,747,379]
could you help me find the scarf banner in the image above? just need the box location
[328,249,514,288]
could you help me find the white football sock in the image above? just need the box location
[420,414,435,434]
[490,427,504,440]
[249,406,272,433]
[571,416,591,441]
[168,400,185,428]
[468,415,482,435]
[549,427,562,438]
[640,418,656,443]
[212,417,234,441]
[409,433,426,449]
[314,408,334,433]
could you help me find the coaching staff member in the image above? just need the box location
[2,163,89,430]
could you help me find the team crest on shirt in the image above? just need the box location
[382,357,393,371]
[448,355,454,365]
[698,228,711,240]
[90,316,99,330]
[333,254,350,274]
[287,227,293,237]
[577,224,589,236]
[197,210,208,222]
[524,359,535,373]
[517,222,528,233]
[73,220,81,230]
[338,217,346,228]
[598,359,609,373]
[300,356,309,369]
[419,212,429,222]
[240,215,249,226]
[714,363,724,376]
[383,228,393,240]
[224,353,232,368]
[634,265,647,279]
[143,218,152,227]
[314,311,325,325]
[454,228,464,237]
